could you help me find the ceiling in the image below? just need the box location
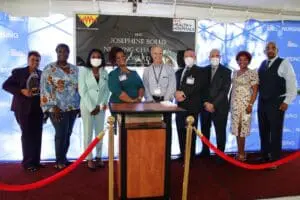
[171,0,300,12]
[1,0,300,21]
[102,0,300,13]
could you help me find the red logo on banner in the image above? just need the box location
[78,14,99,28]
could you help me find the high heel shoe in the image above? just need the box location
[54,163,66,170]
[236,154,247,162]
[87,160,96,171]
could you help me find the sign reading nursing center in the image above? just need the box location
[75,14,195,67]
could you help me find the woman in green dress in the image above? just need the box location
[108,47,144,103]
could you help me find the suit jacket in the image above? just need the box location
[2,67,42,115]
[78,67,110,112]
[204,64,232,114]
[175,65,209,113]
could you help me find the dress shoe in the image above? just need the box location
[255,156,270,163]
[65,161,72,166]
[95,158,105,168]
[197,152,210,158]
[215,157,225,165]
[36,164,46,168]
[87,160,96,171]
[173,155,183,161]
[26,166,38,172]
[54,163,66,170]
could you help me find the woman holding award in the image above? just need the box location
[78,49,110,170]
[2,51,44,172]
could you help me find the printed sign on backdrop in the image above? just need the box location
[76,14,195,67]
[173,18,195,32]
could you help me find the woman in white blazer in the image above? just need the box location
[78,49,110,170]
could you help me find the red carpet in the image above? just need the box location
[0,153,299,200]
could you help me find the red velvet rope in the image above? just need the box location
[0,133,104,191]
[198,131,300,170]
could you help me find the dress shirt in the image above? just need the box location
[267,56,298,104]
[143,63,176,102]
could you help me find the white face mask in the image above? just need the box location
[184,57,194,67]
[90,58,102,68]
[210,57,220,66]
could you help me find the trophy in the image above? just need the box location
[26,72,40,96]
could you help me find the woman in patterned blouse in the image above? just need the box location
[40,43,80,169]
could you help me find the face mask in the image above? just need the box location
[184,57,194,67]
[210,57,220,66]
[90,58,102,68]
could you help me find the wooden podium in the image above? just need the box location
[110,103,185,199]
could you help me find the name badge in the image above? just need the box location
[154,88,162,95]
[186,77,195,85]
[119,74,127,81]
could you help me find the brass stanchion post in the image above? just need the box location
[108,116,115,200]
[182,116,194,200]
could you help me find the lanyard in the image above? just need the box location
[152,65,163,85]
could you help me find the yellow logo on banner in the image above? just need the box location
[78,14,99,28]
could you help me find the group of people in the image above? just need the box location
[2,41,297,172]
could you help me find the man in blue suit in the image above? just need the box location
[2,51,44,172]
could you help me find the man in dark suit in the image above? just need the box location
[175,49,209,161]
[200,49,231,158]
[258,42,297,168]
[2,51,44,172]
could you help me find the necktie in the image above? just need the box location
[266,60,271,68]
[211,67,217,81]
[181,68,190,85]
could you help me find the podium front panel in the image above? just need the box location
[111,103,186,199]
[127,128,166,198]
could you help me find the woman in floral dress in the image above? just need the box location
[231,51,259,161]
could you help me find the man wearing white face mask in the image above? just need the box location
[78,49,110,170]
[200,49,231,161]
[175,49,209,162]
